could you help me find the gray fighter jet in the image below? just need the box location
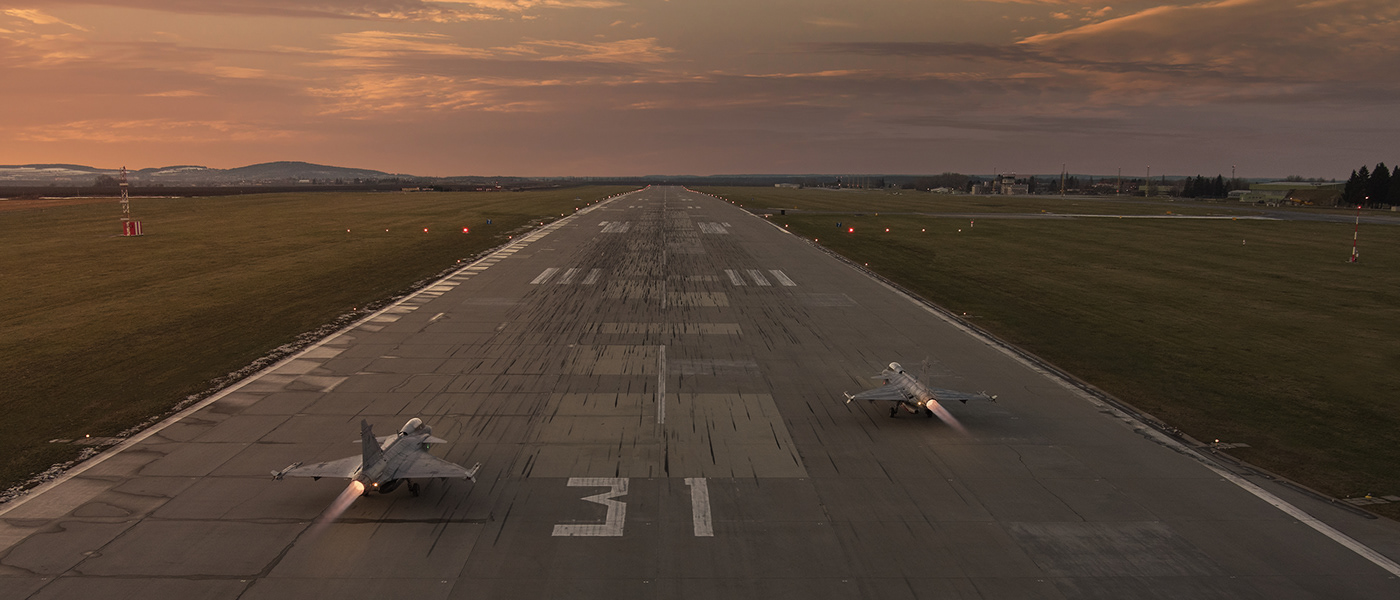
[273,418,480,496]
[845,362,996,432]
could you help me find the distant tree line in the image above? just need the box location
[901,173,971,191]
[1177,175,1246,199]
[1343,163,1400,207]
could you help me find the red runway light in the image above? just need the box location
[462,227,469,233]
[848,228,854,233]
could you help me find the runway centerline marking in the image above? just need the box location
[657,345,667,425]
[685,478,714,537]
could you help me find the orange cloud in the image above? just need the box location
[2,8,87,29]
[525,38,674,63]
[14,118,300,143]
[0,0,619,21]
[1020,0,1400,80]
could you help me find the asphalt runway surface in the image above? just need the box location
[3,186,1400,599]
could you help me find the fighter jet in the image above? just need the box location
[845,362,996,432]
[273,418,480,496]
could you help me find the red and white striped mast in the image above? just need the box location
[1349,202,1361,263]
[119,166,142,236]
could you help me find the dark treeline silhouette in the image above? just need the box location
[901,173,971,191]
[1177,175,1246,198]
[1342,163,1400,207]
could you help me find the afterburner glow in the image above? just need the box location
[306,480,364,539]
[926,400,969,435]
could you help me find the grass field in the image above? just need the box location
[711,186,1265,216]
[0,187,632,490]
[700,187,1400,519]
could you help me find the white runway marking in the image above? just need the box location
[685,478,714,537]
[583,268,602,285]
[602,222,631,233]
[552,478,628,537]
[770,270,797,286]
[557,268,580,284]
[725,270,745,286]
[531,268,559,284]
[657,345,667,425]
[698,222,728,234]
[745,269,770,286]
[851,235,1400,580]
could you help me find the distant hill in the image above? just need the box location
[221,161,394,181]
[0,161,410,186]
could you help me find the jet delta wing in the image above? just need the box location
[274,418,480,497]
[845,362,996,433]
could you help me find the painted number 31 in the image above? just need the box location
[552,477,713,537]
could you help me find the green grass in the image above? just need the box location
[704,186,1261,216]
[700,187,1400,519]
[0,188,631,489]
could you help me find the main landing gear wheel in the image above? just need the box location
[924,408,934,418]
[408,481,421,497]
[889,406,898,418]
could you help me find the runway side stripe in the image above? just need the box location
[531,268,559,284]
[0,188,648,527]
[739,192,1400,578]
[770,270,797,286]
[864,246,1400,579]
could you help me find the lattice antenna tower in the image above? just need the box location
[119,166,131,223]
[119,166,142,236]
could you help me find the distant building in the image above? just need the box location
[1240,181,1343,205]
[991,173,1027,195]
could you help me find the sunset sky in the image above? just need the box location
[2,1,1396,177]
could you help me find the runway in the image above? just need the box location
[3,185,1400,599]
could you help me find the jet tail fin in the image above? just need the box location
[361,420,384,468]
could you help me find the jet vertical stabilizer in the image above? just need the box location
[361,419,384,468]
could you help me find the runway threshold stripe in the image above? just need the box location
[725,270,745,286]
[583,269,602,285]
[531,268,559,284]
[770,270,797,286]
[745,269,771,286]
[557,268,580,284]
